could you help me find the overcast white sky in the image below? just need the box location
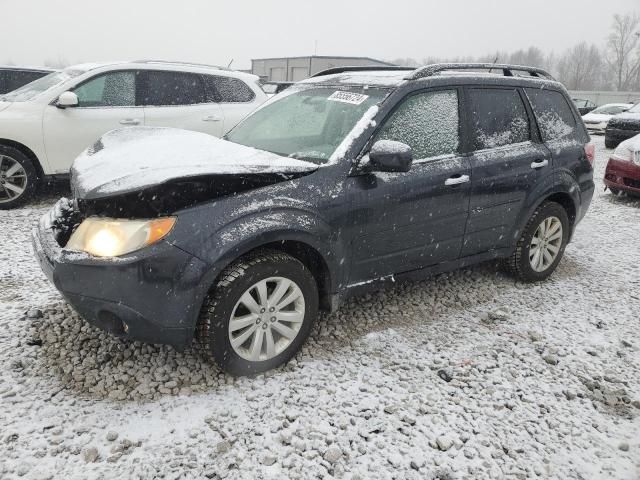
[2,0,638,69]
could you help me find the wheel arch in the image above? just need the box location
[0,138,45,180]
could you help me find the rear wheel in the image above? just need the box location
[0,146,38,210]
[505,202,570,282]
[609,187,620,196]
[197,250,319,376]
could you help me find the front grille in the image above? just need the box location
[623,177,640,189]
[48,198,82,247]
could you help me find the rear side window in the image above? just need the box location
[375,90,459,159]
[142,71,207,106]
[74,71,137,107]
[468,88,530,150]
[526,89,577,141]
[203,75,255,103]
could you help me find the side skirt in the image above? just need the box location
[328,248,511,312]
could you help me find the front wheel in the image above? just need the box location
[197,250,319,376]
[0,146,38,210]
[505,202,570,282]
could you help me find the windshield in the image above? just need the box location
[628,103,640,113]
[1,68,86,102]
[226,86,386,163]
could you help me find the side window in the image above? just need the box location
[0,72,7,93]
[375,90,459,160]
[203,75,255,103]
[74,71,136,107]
[526,88,577,141]
[142,71,206,106]
[468,88,530,150]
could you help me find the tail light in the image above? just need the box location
[584,142,595,166]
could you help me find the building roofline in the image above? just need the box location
[251,55,395,66]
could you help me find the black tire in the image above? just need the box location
[604,138,617,149]
[0,145,38,210]
[609,187,620,196]
[197,250,319,376]
[505,202,570,282]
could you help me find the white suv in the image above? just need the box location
[0,60,267,208]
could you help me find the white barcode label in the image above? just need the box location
[327,91,369,105]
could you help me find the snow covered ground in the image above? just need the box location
[0,137,638,480]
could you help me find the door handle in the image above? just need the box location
[531,159,549,169]
[202,115,222,122]
[444,174,470,186]
[119,118,141,125]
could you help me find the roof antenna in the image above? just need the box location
[488,55,498,74]
[227,59,234,68]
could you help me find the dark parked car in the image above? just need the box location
[0,66,54,94]
[605,103,640,148]
[33,63,594,375]
[573,98,597,116]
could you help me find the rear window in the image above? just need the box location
[468,88,530,150]
[203,75,255,103]
[526,89,578,141]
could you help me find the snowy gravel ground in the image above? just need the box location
[0,137,639,480]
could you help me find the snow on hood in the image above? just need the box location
[612,133,640,160]
[613,111,640,121]
[582,113,611,122]
[0,101,12,113]
[71,127,318,200]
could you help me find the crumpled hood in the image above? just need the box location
[71,127,319,200]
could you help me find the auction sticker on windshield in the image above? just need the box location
[327,91,369,105]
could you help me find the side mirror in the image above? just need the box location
[368,140,413,173]
[56,91,79,109]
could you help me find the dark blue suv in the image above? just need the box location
[33,63,595,375]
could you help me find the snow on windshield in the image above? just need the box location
[72,127,318,199]
[227,87,386,164]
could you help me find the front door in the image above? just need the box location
[461,87,553,256]
[42,70,143,173]
[347,88,472,283]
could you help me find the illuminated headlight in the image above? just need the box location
[66,217,176,257]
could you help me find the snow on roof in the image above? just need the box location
[71,127,318,199]
[300,70,409,87]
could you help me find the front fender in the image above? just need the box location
[175,208,345,319]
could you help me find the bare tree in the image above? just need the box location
[606,12,640,90]
[557,43,604,90]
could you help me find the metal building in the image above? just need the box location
[251,55,395,82]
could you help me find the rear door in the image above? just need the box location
[524,88,590,184]
[141,70,225,137]
[42,70,144,172]
[461,87,553,256]
[348,88,472,282]
[201,75,259,134]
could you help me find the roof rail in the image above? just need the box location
[406,63,555,81]
[133,60,229,70]
[311,66,415,78]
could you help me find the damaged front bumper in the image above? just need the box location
[32,207,209,349]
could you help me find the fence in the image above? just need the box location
[568,91,640,106]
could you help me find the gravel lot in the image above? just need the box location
[0,137,639,480]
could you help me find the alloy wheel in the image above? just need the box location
[0,155,28,204]
[529,216,563,272]
[228,276,306,362]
